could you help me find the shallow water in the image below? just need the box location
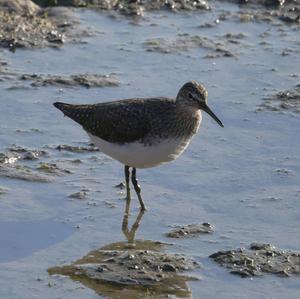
[0,2,300,299]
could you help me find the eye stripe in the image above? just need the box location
[188,92,198,102]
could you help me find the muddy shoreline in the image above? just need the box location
[0,1,299,299]
[1,0,299,51]
[0,1,70,50]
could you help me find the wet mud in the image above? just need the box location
[166,223,213,238]
[34,0,211,15]
[0,0,40,15]
[258,84,300,113]
[35,0,300,24]
[37,162,72,175]
[55,144,99,153]
[68,190,88,199]
[0,57,8,72]
[210,243,300,278]
[49,208,199,299]
[0,67,120,89]
[218,0,299,24]
[7,145,48,160]
[144,34,236,58]
[49,246,198,285]
[33,0,300,24]
[0,0,81,50]
[49,243,198,298]
[0,146,47,165]
[0,163,52,182]
[0,0,68,51]
[114,182,125,189]
[0,0,298,54]
[19,73,120,88]
[0,186,8,195]
[0,146,71,182]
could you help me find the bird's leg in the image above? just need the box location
[124,165,131,200]
[131,167,146,211]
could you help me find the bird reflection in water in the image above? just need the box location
[48,199,198,299]
[121,197,145,246]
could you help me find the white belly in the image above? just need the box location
[88,133,193,168]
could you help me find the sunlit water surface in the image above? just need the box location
[0,4,299,299]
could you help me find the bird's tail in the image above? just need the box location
[53,102,93,126]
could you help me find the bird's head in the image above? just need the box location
[176,81,224,127]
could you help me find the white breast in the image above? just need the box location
[88,133,194,168]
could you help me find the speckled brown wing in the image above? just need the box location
[54,99,151,144]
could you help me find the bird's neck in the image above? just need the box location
[175,104,202,136]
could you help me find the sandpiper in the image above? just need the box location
[54,81,223,210]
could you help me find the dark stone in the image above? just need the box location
[144,35,236,58]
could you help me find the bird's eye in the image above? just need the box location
[188,93,193,99]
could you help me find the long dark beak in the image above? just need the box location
[202,104,224,127]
